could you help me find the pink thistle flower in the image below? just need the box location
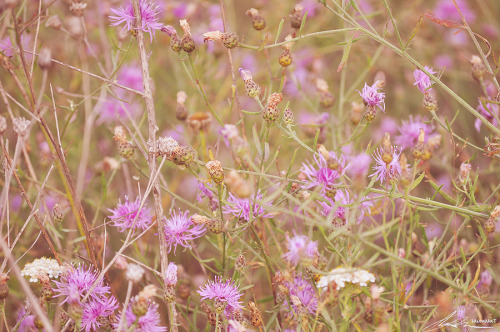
[165,262,178,287]
[198,277,243,313]
[394,116,434,150]
[53,264,111,303]
[370,146,403,184]
[81,297,119,332]
[115,300,166,332]
[413,66,436,93]
[223,191,273,222]
[358,82,385,111]
[346,153,371,179]
[318,190,351,225]
[108,196,153,232]
[117,64,144,92]
[284,274,318,316]
[197,181,219,211]
[475,100,499,132]
[109,0,163,42]
[97,93,141,125]
[300,152,346,194]
[16,307,36,332]
[283,234,318,266]
[164,209,206,253]
[434,0,476,23]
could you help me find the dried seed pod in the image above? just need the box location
[52,204,64,223]
[206,160,224,184]
[172,146,196,167]
[248,301,263,327]
[290,4,304,29]
[423,91,438,112]
[246,8,266,31]
[180,20,195,53]
[471,55,486,81]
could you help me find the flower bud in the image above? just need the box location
[172,146,196,167]
[290,4,304,29]
[206,218,223,234]
[282,108,294,124]
[52,204,64,223]
[69,1,87,17]
[412,128,426,160]
[364,104,377,122]
[239,68,261,98]
[381,133,393,164]
[248,301,263,326]
[246,8,266,31]
[471,55,486,81]
[180,20,195,53]
[235,255,246,271]
[279,35,294,67]
[206,160,224,184]
[423,91,438,112]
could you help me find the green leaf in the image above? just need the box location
[409,172,425,191]
[337,34,354,72]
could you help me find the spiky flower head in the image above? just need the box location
[284,274,318,316]
[358,82,385,112]
[283,234,318,266]
[223,191,273,222]
[198,277,243,314]
[108,196,153,232]
[165,262,178,287]
[53,264,111,303]
[115,300,166,332]
[300,151,346,195]
[164,209,207,253]
[81,296,119,332]
[413,66,436,94]
[109,0,163,42]
[370,146,403,184]
[21,257,63,282]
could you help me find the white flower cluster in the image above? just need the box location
[21,257,63,282]
[317,267,375,291]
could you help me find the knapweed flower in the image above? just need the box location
[53,264,111,303]
[21,257,63,282]
[108,196,153,232]
[301,151,346,194]
[318,190,351,226]
[97,94,141,125]
[358,82,385,111]
[413,66,437,93]
[370,146,402,184]
[164,209,206,253]
[197,181,219,211]
[394,116,434,150]
[283,234,318,266]
[475,100,499,132]
[198,277,243,314]
[223,191,273,222]
[476,270,492,290]
[117,64,144,92]
[16,307,36,332]
[165,262,177,287]
[81,296,119,332]
[109,0,163,41]
[346,152,371,180]
[116,300,166,332]
[434,0,476,22]
[317,267,375,291]
[284,274,318,316]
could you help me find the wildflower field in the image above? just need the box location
[0,0,500,330]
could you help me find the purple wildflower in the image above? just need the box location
[318,190,351,225]
[346,152,371,179]
[197,181,219,211]
[358,82,385,111]
[108,196,153,232]
[477,270,492,290]
[164,209,206,253]
[116,300,167,332]
[413,66,436,93]
[434,0,476,22]
[283,234,318,266]
[81,297,119,332]
[0,34,32,58]
[53,264,111,303]
[97,94,141,125]
[370,146,403,184]
[198,277,243,313]
[117,64,144,92]
[16,307,36,332]
[223,191,273,222]
[109,0,163,41]
[301,152,346,194]
[394,116,434,150]
[284,274,318,316]
[165,262,178,287]
[474,100,499,132]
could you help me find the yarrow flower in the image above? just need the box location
[370,146,403,184]
[283,234,318,266]
[198,277,243,314]
[301,151,346,194]
[53,264,111,303]
[358,82,385,111]
[164,209,206,253]
[81,297,119,332]
[413,66,437,93]
[317,267,375,291]
[21,257,63,282]
[115,300,167,332]
[223,191,273,222]
[108,196,153,232]
[394,116,435,150]
[109,0,163,41]
[284,274,318,316]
